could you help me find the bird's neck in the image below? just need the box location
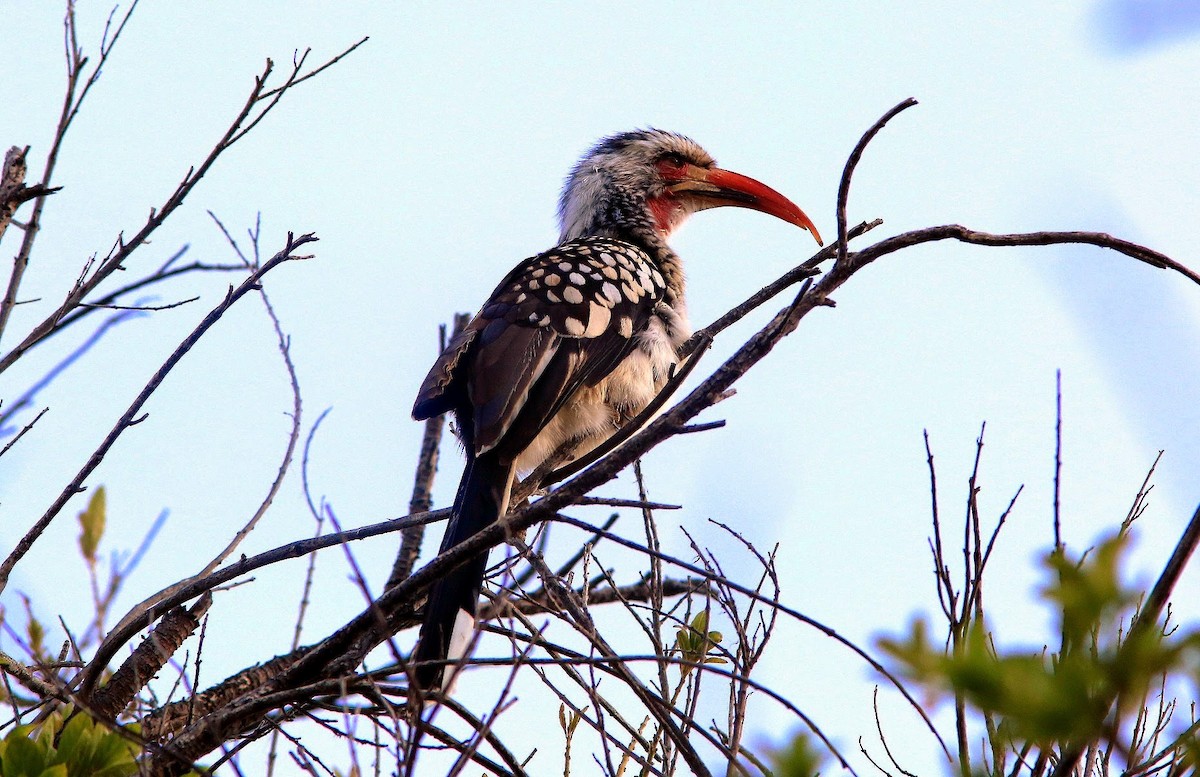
[572,224,687,309]
[560,193,687,308]
[650,242,686,310]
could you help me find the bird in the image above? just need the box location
[410,129,822,694]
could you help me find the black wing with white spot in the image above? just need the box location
[412,237,668,459]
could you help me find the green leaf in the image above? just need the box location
[77,487,106,565]
[54,714,98,772]
[2,733,52,777]
[55,714,137,777]
[671,609,727,678]
[771,729,825,777]
[25,618,45,661]
[32,714,58,752]
[35,767,67,777]
[882,532,1200,758]
[1043,533,1131,654]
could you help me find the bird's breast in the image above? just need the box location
[606,301,690,407]
[513,302,690,474]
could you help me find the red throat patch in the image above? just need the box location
[647,194,680,235]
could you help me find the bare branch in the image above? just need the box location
[836,98,919,266]
[848,224,1200,286]
[0,146,61,245]
[0,35,364,374]
[90,593,212,722]
[0,406,49,459]
[82,505,440,699]
[0,232,318,599]
[0,307,139,434]
[388,313,470,588]
[0,0,139,345]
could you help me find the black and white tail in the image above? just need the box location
[413,452,512,694]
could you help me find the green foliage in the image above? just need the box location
[1044,536,1132,655]
[882,533,1200,752]
[23,619,44,664]
[671,611,727,677]
[76,487,106,566]
[768,729,823,777]
[0,710,138,777]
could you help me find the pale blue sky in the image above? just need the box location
[3,3,1199,774]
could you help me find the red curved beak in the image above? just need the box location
[666,163,823,246]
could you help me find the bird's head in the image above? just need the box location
[558,128,823,248]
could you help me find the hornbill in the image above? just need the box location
[411,129,822,693]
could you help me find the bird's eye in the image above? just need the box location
[660,153,687,168]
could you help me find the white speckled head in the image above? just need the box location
[557,129,716,243]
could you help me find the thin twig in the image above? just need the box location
[0,407,49,459]
[0,37,363,374]
[1053,370,1063,551]
[0,233,316,601]
[0,1,139,346]
[1049,502,1200,777]
[836,98,919,267]
[389,313,469,588]
[81,504,439,698]
[847,225,1200,287]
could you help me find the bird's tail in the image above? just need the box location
[413,451,512,694]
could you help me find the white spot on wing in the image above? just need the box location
[564,316,585,336]
[563,286,584,304]
[584,302,611,337]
